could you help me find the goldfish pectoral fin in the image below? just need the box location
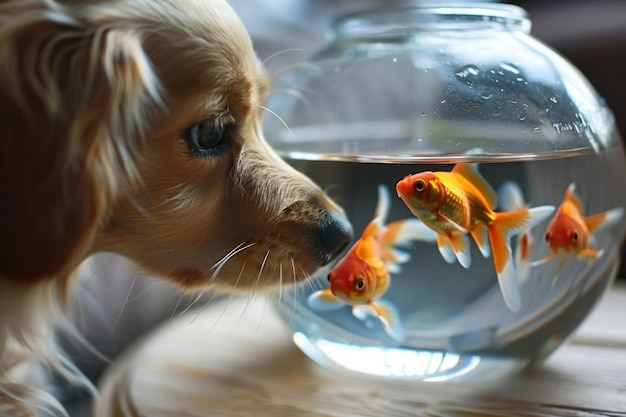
[498,181,526,212]
[438,213,469,234]
[586,207,624,234]
[353,301,404,342]
[307,290,344,311]
[386,247,411,264]
[450,234,472,269]
[529,253,556,268]
[471,225,491,258]
[551,259,568,287]
[496,259,522,312]
[437,235,457,265]
[578,248,602,260]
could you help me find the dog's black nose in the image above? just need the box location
[315,212,353,265]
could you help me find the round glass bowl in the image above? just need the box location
[264,3,626,381]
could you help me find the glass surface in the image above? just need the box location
[264,3,626,381]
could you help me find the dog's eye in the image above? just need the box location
[182,119,231,157]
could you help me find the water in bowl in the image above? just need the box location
[274,145,626,381]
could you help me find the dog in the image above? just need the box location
[0,0,353,415]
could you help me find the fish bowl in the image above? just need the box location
[263,3,626,381]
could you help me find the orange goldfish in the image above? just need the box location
[307,185,437,341]
[498,181,533,284]
[533,183,623,277]
[396,163,554,311]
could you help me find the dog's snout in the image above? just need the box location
[315,212,353,265]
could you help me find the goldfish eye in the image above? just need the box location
[571,232,578,242]
[354,278,365,291]
[545,233,550,242]
[414,179,426,193]
[327,274,332,283]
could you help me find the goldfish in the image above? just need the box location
[498,181,533,284]
[307,185,437,341]
[532,183,624,277]
[396,163,554,312]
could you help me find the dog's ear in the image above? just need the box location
[0,4,161,281]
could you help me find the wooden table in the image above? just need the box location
[94,284,626,417]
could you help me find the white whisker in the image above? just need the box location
[210,242,256,282]
[112,270,138,330]
[299,267,315,292]
[177,286,208,317]
[290,257,298,324]
[197,258,248,337]
[272,61,324,78]
[168,287,188,322]
[259,105,296,142]
[261,47,305,65]
[278,262,283,304]
[224,249,270,346]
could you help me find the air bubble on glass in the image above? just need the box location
[500,62,521,75]
[455,64,479,79]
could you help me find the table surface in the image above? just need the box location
[93,283,626,417]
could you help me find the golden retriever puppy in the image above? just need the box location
[0,0,352,414]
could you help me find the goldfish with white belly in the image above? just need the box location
[307,185,437,342]
[533,183,624,278]
[396,163,555,312]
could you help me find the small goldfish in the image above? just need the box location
[498,181,533,284]
[533,183,624,277]
[307,185,437,341]
[396,164,554,312]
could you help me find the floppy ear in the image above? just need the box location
[0,4,161,281]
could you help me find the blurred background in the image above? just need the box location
[65,0,626,414]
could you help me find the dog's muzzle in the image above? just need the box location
[313,211,353,266]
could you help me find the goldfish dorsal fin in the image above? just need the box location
[564,183,584,213]
[452,163,497,209]
[355,234,378,261]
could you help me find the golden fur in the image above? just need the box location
[0,0,352,415]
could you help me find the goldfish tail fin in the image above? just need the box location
[488,208,538,312]
[515,232,532,284]
[307,290,344,311]
[380,219,438,265]
[353,300,404,342]
[437,234,471,268]
[489,205,553,311]
[524,205,556,230]
[496,257,522,312]
[585,207,624,234]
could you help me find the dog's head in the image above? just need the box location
[0,0,352,292]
